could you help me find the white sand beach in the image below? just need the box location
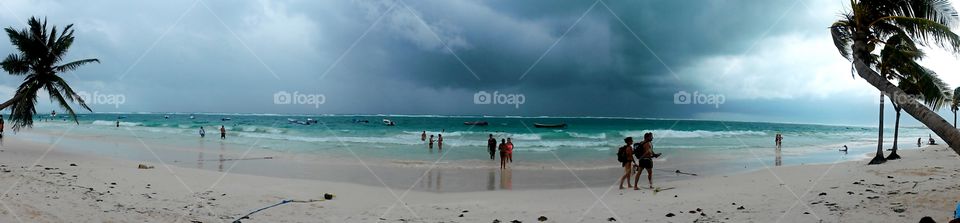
[0,132,956,223]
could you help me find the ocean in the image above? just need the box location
[26,113,931,166]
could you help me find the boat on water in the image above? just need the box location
[287,118,298,124]
[189,115,195,119]
[382,119,396,126]
[533,123,567,128]
[163,115,170,119]
[221,117,232,121]
[306,118,318,124]
[464,121,488,126]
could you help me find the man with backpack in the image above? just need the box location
[617,137,635,190]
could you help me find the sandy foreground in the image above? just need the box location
[0,136,956,223]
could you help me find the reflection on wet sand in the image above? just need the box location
[422,169,443,192]
[487,169,496,191]
[499,169,512,190]
[775,146,782,167]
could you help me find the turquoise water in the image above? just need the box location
[28,113,935,172]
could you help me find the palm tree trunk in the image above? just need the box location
[870,93,887,164]
[853,39,960,158]
[887,105,902,160]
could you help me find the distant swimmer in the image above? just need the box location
[199,126,206,138]
[220,125,226,140]
[421,131,426,141]
[487,134,497,160]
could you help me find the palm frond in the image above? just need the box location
[884,16,960,53]
[832,20,855,60]
[54,58,99,73]
[1,54,30,75]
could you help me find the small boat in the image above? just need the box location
[287,118,298,123]
[189,115,195,119]
[464,121,488,126]
[221,117,232,121]
[534,123,567,128]
[382,119,396,126]
[306,118,318,124]
[297,121,310,125]
[163,115,170,119]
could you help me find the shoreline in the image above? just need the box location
[0,131,956,222]
[10,127,893,193]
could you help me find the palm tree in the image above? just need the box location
[0,17,98,131]
[874,93,886,164]
[831,0,960,157]
[877,32,952,161]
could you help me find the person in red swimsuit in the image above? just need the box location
[506,138,514,163]
[499,139,508,169]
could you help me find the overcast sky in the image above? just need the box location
[1,0,959,126]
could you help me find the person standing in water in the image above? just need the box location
[429,135,435,149]
[116,120,120,128]
[438,134,444,150]
[506,138,514,163]
[617,137,635,190]
[421,131,426,141]
[199,126,206,138]
[487,134,497,160]
[633,133,657,189]
[499,139,509,169]
[219,125,226,140]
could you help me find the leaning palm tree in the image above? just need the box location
[0,17,98,131]
[878,33,952,161]
[832,0,960,157]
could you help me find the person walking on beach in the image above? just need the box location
[429,135,435,149]
[199,126,206,138]
[219,125,226,140]
[506,138,514,163]
[617,137,635,190]
[421,131,426,141]
[634,133,657,189]
[487,134,497,160]
[499,139,509,169]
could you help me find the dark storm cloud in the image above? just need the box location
[0,0,901,125]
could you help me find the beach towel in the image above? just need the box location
[955,201,959,219]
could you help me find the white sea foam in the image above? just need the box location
[92,120,142,127]
[567,132,607,139]
[620,129,767,138]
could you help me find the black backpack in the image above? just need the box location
[617,146,628,163]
